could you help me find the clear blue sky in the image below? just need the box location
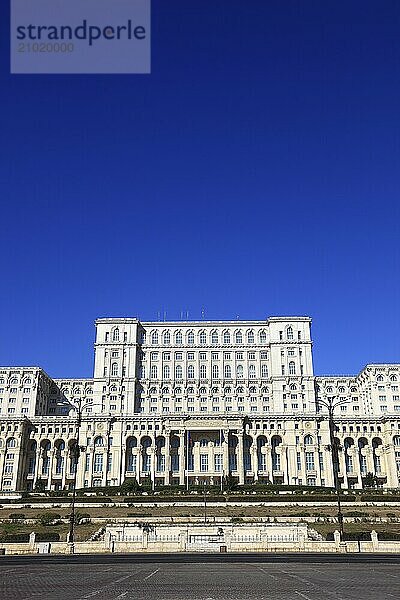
[0,1,399,378]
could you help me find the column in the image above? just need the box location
[237,430,244,484]
[164,433,171,485]
[178,431,185,486]
[222,429,229,479]
[251,439,258,481]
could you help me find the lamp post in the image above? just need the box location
[61,399,107,553]
[317,395,350,541]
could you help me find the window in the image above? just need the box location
[175,365,183,379]
[249,364,256,379]
[212,365,219,379]
[199,331,207,345]
[163,331,170,345]
[237,365,244,378]
[200,365,207,379]
[211,331,218,345]
[151,352,158,360]
[261,365,268,378]
[259,331,267,344]
[150,365,158,379]
[112,328,120,342]
[235,331,243,344]
[94,453,103,473]
[200,454,208,472]
[187,365,195,379]
[187,331,195,345]
[223,331,231,344]
[247,330,255,344]
[163,365,170,379]
[305,452,315,471]
[297,452,301,470]
[289,361,296,375]
[175,331,183,345]
[110,362,118,377]
[214,454,222,472]
[151,331,159,345]
[287,326,294,340]
[224,364,232,379]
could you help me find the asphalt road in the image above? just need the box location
[1,554,399,600]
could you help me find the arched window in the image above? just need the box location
[112,328,120,342]
[140,366,146,378]
[200,386,207,394]
[187,365,195,379]
[259,330,267,344]
[151,331,159,345]
[10,378,18,385]
[211,331,218,345]
[247,330,255,344]
[376,374,384,382]
[304,435,313,445]
[261,364,268,378]
[338,386,345,393]
[150,365,158,379]
[111,362,119,377]
[175,365,183,379]
[224,364,232,379]
[287,326,294,340]
[187,331,195,345]
[393,436,400,446]
[6,438,16,448]
[163,331,170,345]
[235,331,243,344]
[175,331,183,345]
[289,361,296,375]
[200,438,208,447]
[174,387,182,395]
[24,378,32,385]
[94,436,104,447]
[249,364,256,379]
[199,331,207,345]
[223,331,231,344]
[200,365,207,379]
[212,364,219,379]
[237,365,244,378]
[163,365,170,379]
[390,375,398,382]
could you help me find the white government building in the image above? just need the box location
[1,316,400,492]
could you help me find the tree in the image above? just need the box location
[120,478,141,494]
[34,479,46,493]
[363,472,378,488]
[38,512,61,526]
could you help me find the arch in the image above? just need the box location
[376,374,384,382]
[304,434,313,445]
[187,331,195,345]
[175,330,183,345]
[249,364,256,378]
[112,328,120,342]
[175,365,183,379]
[163,365,170,379]
[156,436,165,448]
[6,437,17,448]
[187,365,195,379]
[393,435,400,446]
[286,326,294,340]
[199,330,207,345]
[126,436,138,449]
[236,364,244,378]
[289,361,296,375]
[141,436,152,448]
[344,437,354,449]
[261,364,268,378]
[170,435,180,448]
[94,436,104,447]
[271,435,282,448]
[174,387,182,395]
[390,375,398,382]
[151,330,159,345]
[55,439,65,451]
[372,437,383,449]
[257,435,268,447]
[162,330,171,345]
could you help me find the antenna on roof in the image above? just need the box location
[157,311,161,321]
[201,307,205,320]
[186,310,189,320]
[163,310,167,322]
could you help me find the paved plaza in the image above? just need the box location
[0,554,399,600]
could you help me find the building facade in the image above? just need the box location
[1,316,400,492]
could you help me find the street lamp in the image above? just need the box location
[317,395,350,541]
[59,399,110,553]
